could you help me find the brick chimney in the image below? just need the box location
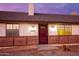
[28,3,34,16]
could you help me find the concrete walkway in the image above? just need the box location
[0,44,79,56]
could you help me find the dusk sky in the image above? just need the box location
[0,3,79,15]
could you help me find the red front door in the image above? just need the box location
[39,25,48,44]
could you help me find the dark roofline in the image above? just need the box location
[0,11,79,23]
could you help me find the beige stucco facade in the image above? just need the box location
[19,24,38,36]
[0,23,79,36]
[72,25,79,35]
[0,23,79,46]
[0,24,6,36]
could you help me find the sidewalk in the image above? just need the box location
[0,44,79,56]
[0,45,38,52]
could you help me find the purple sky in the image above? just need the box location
[0,3,79,15]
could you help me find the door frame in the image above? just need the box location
[39,24,48,44]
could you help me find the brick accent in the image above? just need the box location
[0,37,7,46]
[59,36,69,44]
[48,36,58,44]
[0,35,79,47]
[69,36,78,43]
[6,37,13,46]
[77,36,79,43]
[14,37,27,46]
[27,36,39,45]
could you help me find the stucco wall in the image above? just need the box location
[48,24,57,35]
[72,25,79,35]
[0,24,6,36]
[19,24,38,36]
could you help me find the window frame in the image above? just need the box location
[6,24,20,36]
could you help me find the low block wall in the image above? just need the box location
[48,36,58,44]
[69,36,78,43]
[0,37,8,47]
[0,35,79,47]
[14,37,27,46]
[59,36,69,44]
[6,37,13,46]
[48,35,79,44]
[27,36,39,45]
[0,37,13,47]
[0,36,39,46]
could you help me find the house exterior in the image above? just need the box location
[0,11,79,46]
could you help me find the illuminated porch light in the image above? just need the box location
[50,26,57,31]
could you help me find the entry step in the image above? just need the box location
[38,44,59,50]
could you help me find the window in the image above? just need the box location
[48,24,72,35]
[57,24,72,35]
[6,24,19,36]
[64,25,72,35]
[57,24,65,35]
